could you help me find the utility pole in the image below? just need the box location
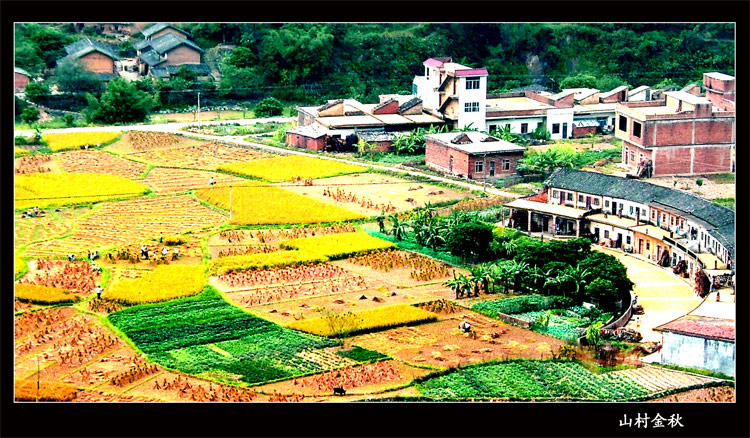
[229,185,232,221]
[197,90,201,127]
[36,355,40,402]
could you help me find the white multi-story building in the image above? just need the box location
[413,57,488,130]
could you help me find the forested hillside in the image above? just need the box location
[16,22,735,107]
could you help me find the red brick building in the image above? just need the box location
[56,38,120,80]
[615,74,735,176]
[134,24,208,78]
[424,131,526,181]
[14,67,30,92]
[286,124,327,151]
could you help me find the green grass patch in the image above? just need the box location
[712,198,734,210]
[336,346,389,362]
[704,173,735,184]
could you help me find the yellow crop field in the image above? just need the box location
[209,231,393,274]
[15,256,27,278]
[106,265,205,304]
[14,147,30,156]
[15,379,79,401]
[287,304,438,337]
[42,131,121,152]
[15,173,149,210]
[196,184,364,225]
[219,155,368,182]
[280,231,395,260]
[15,284,81,304]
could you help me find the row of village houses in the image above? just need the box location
[287,57,735,179]
[503,167,734,288]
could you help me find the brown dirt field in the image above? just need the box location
[646,175,735,200]
[14,207,91,254]
[127,143,272,170]
[25,195,227,256]
[255,360,433,397]
[332,254,462,290]
[17,259,102,295]
[281,173,471,215]
[348,310,566,369]
[648,385,735,402]
[56,150,148,179]
[15,154,57,174]
[206,224,357,258]
[61,346,152,389]
[106,132,207,154]
[141,167,249,193]
[123,371,268,402]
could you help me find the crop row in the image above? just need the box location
[15,173,149,210]
[417,360,652,401]
[218,155,368,183]
[286,304,438,338]
[196,184,364,225]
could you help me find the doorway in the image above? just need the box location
[638,239,644,254]
[489,161,495,177]
[611,201,617,215]
[449,155,453,173]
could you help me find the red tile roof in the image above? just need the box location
[424,58,447,68]
[455,68,488,77]
[654,315,734,341]
[526,192,548,203]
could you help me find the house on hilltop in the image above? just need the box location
[57,38,120,80]
[134,24,209,78]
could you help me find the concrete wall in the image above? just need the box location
[456,76,487,130]
[661,332,735,377]
[79,52,116,74]
[164,45,201,66]
[546,108,574,140]
[487,117,545,135]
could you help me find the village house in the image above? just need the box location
[134,23,209,78]
[413,57,489,130]
[56,38,120,80]
[424,131,526,183]
[505,168,734,284]
[615,72,735,177]
[288,96,443,152]
[14,67,31,92]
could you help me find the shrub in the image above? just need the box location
[472,295,574,316]
[106,265,205,304]
[42,131,121,152]
[163,235,187,246]
[15,283,81,304]
[287,304,438,337]
[253,97,284,117]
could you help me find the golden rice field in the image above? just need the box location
[142,168,248,193]
[15,147,31,156]
[127,143,272,170]
[42,131,122,152]
[14,284,81,304]
[57,150,148,179]
[218,155,369,182]
[15,256,27,278]
[286,304,438,337]
[14,173,150,210]
[209,231,394,274]
[196,184,364,225]
[105,265,206,304]
[14,379,79,401]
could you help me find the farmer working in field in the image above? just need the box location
[159,232,163,244]
[95,285,103,300]
[161,247,168,260]
[141,245,148,260]
[459,321,472,334]
[208,176,216,186]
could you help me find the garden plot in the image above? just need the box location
[141,168,248,193]
[127,143,272,170]
[56,150,148,179]
[281,173,470,216]
[14,207,91,254]
[25,195,227,256]
[349,310,565,369]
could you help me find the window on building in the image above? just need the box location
[552,190,558,199]
[552,123,560,134]
[626,236,631,245]
[489,125,497,133]
[466,77,480,90]
[503,159,510,171]
[605,200,610,207]
[630,151,635,162]
[578,195,584,202]
[594,198,600,206]
[475,161,483,173]
[464,102,480,113]
[567,193,573,201]
[521,123,528,134]
[604,230,610,238]
[618,115,628,132]
[425,67,429,77]
[671,217,675,225]
[633,121,642,138]
[646,242,650,250]
[652,211,655,219]
[629,206,633,215]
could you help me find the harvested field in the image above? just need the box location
[648,384,735,402]
[206,224,357,258]
[15,154,55,175]
[24,196,227,256]
[17,259,101,295]
[141,168,248,193]
[349,310,566,369]
[127,143,272,169]
[14,207,91,253]
[646,175,735,200]
[122,371,268,402]
[106,131,205,154]
[56,150,148,179]
[281,173,470,215]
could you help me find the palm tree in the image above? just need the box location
[561,264,593,299]
[444,270,472,299]
[424,221,446,251]
[388,213,407,241]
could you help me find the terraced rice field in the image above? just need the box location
[141,168,249,193]
[57,150,147,179]
[14,207,91,253]
[23,195,227,257]
[126,143,272,169]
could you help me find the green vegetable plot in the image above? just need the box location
[417,360,651,401]
[109,287,383,385]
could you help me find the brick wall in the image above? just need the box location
[14,72,29,91]
[372,100,399,115]
[467,152,523,179]
[652,146,692,175]
[425,140,469,177]
[79,52,115,74]
[622,141,652,167]
[654,120,694,146]
[692,145,732,174]
[694,119,734,144]
[152,28,189,40]
[164,46,201,66]
[572,125,597,138]
[286,133,326,151]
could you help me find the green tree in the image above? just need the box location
[24,80,51,104]
[388,214,407,241]
[595,75,628,92]
[20,106,40,125]
[14,42,46,75]
[84,78,155,124]
[254,97,284,117]
[30,26,72,68]
[559,73,597,89]
[445,220,495,262]
[584,278,615,305]
[585,321,604,350]
[54,59,103,95]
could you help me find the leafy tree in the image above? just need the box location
[357,139,378,161]
[444,271,473,299]
[254,97,283,117]
[388,214,407,241]
[83,78,155,124]
[14,42,46,75]
[595,75,628,92]
[30,26,72,68]
[445,220,495,262]
[54,59,103,95]
[560,74,597,89]
[20,106,40,125]
[224,46,257,69]
[24,80,51,104]
[584,278,616,305]
[531,125,551,142]
[585,321,604,350]
[579,251,633,309]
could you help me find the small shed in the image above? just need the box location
[653,314,735,376]
[571,120,599,138]
[286,124,328,151]
[14,67,31,92]
[356,130,395,152]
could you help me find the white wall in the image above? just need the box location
[546,108,574,140]
[487,117,545,134]
[661,332,735,377]
[457,76,487,130]
[413,65,442,110]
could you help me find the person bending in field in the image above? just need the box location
[161,247,168,260]
[208,176,216,185]
[140,245,148,260]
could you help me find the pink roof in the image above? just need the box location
[655,315,734,341]
[424,58,446,68]
[455,68,489,77]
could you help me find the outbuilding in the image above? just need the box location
[14,67,31,92]
[653,314,735,377]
